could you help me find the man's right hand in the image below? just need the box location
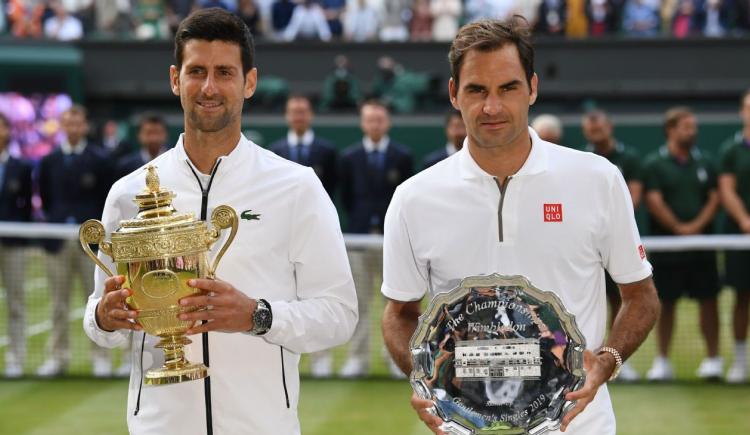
[95,275,141,332]
[411,392,445,435]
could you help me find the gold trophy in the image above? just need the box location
[79,165,238,385]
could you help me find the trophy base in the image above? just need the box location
[144,363,208,385]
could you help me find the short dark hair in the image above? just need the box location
[449,16,534,89]
[174,8,255,76]
[445,109,462,126]
[137,112,167,131]
[360,99,389,115]
[582,109,610,123]
[62,104,88,120]
[664,106,694,132]
[287,94,312,106]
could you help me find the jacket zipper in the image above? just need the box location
[493,176,512,242]
[279,347,291,408]
[133,332,146,415]
[188,160,222,435]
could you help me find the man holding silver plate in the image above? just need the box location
[381,17,660,435]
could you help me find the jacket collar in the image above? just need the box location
[458,126,549,180]
[173,133,256,180]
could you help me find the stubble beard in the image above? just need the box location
[188,107,234,133]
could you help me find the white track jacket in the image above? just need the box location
[84,134,358,435]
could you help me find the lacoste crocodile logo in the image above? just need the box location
[241,210,261,221]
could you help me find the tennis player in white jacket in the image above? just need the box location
[83,8,357,435]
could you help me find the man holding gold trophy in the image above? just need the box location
[381,18,660,435]
[82,8,357,435]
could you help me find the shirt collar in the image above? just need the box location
[363,135,390,153]
[458,126,549,180]
[174,133,255,177]
[287,129,314,147]
[446,142,458,156]
[61,138,87,155]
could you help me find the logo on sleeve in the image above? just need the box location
[543,204,563,222]
[638,244,646,260]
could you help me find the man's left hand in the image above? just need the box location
[178,278,257,334]
[560,349,615,432]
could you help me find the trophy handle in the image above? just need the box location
[79,219,115,277]
[207,205,238,279]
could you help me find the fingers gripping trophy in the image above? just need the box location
[79,165,238,385]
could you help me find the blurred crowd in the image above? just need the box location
[2,89,750,381]
[1,0,749,42]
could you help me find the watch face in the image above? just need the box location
[254,308,272,331]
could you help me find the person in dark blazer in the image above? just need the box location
[36,105,113,377]
[269,95,338,199]
[422,109,466,170]
[338,99,413,378]
[0,112,33,377]
[116,112,169,180]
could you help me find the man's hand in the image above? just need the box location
[560,350,615,432]
[411,392,445,435]
[178,278,256,334]
[95,275,141,332]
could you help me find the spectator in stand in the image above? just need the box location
[166,0,197,35]
[0,112,34,378]
[320,54,363,111]
[622,0,660,36]
[695,0,730,37]
[531,113,563,144]
[237,0,263,36]
[7,0,45,38]
[586,0,626,36]
[378,0,410,41]
[343,0,380,42]
[94,0,132,37]
[410,0,433,41]
[61,0,95,33]
[430,0,461,42]
[44,0,84,41]
[464,0,516,23]
[735,0,750,34]
[283,0,331,41]
[643,107,722,381]
[422,109,465,169]
[271,0,296,38]
[582,109,643,381]
[133,0,170,39]
[567,0,590,37]
[536,0,567,36]
[339,100,413,378]
[671,0,699,38]
[198,0,235,11]
[321,0,345,38]
[717,89,750,383]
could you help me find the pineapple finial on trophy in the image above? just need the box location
[145,165,160,193]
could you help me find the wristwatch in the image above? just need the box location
[597,346,623,381]
[249,298,272,336]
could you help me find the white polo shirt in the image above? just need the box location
[382,127,652,435]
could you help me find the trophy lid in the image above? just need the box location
[109,165,212,262]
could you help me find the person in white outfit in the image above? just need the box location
[382,18,660,435]
[83,8,357,434]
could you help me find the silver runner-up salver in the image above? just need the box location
[409,274,586,435]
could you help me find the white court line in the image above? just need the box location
[0,307,85,348]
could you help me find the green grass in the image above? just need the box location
[0,378,748,435]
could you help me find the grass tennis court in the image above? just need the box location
[1,378,748,435]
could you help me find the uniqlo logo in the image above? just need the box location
[638,244,646,260]
[543,204,563,222]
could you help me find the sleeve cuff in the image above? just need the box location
[609,261,653,286]
[381,283,424,302]
[258,300,291,344]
